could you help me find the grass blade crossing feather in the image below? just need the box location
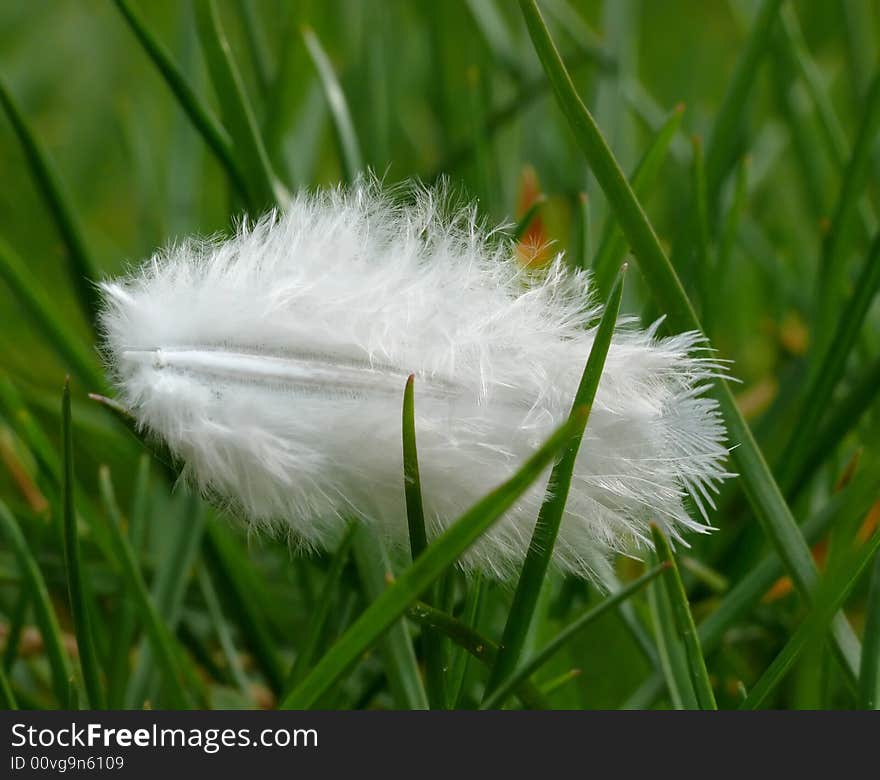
[485,265,625,697]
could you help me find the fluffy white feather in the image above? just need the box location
[99,183,731,580]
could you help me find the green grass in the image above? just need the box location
[485,264,625,698]
[402,375,446,709]
[60,378,103,709]
[650,525,716,710]
[0,0,878,711]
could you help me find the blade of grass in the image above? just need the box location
[0,77,101,326]
[60,378,104,709]
[197,565,250,697]
[570,193,591,269]
[648,551,697,709]
[92,393,272,701]
[403,375,446,709]
[538,668,581,696]
[125,494,206,708]
[350,528,429,710]
[467,66,498,208]
[283,522,357,695]
[464,0,522,79]
[842,0,877,104]
[436,49,616,177]
[403,377,428,558]
[518,0,861,682]
[793,355,880,496]
[779,231,880,493]
[814,71,880,356]
[716,156,750,289]
[651,525,716,709]
[67,679,80,711]
[742,529,880,710]
[619,77,690,162]
[0,240,105,392]
[202,523,286,694]
[2,588,29,673]
[194,0,286,209]
[234,0,272,98]
[592,103,685,296]
[777,11,849,168]
[861,552,880,709]
[704,0,784,205]
[111,0,250,203]
[0,499,72,705]
[447,573,484,707]
[591,0,638,221]
[107,454,151,707]
[365,8,391,167]
[0,659,15,709]
[481,563,665,710]
[779,7,877,238]
[302,26,363,183]
[280,414,578,709]
[606,569,660,669]
[485,264,625,697]
[406,600,548,709]
[680,556,729,594]
[771,48,828,223]
[665,0,782,299]
[624,470,879,708]
[98,467,199,709]
[263,6,306,181]
[691,135,715,329]
[540,0,616,73]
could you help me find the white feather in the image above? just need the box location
[99,182,732,580]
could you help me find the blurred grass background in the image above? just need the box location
[0,0,878,710]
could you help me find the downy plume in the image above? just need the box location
[99,182,731,580]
